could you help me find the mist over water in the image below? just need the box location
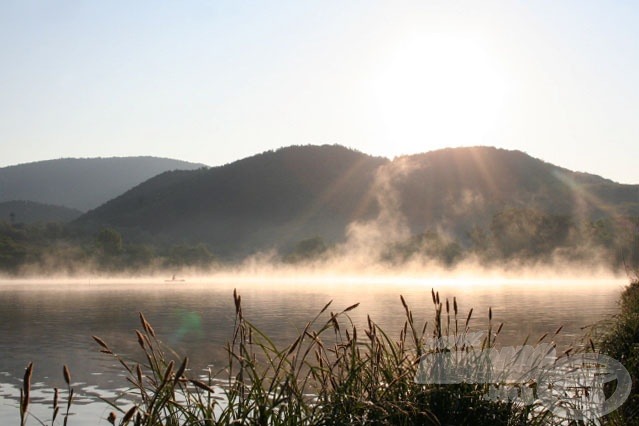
[0,271,626,423]
[7,146,634,281]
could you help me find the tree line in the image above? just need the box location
[1,208,638,275]
[0,221,215,275]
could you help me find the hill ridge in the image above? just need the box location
[0,156,206,212]
[73,144,639,258]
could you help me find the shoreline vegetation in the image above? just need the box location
[1,209,638,278]
[15,276,639,425]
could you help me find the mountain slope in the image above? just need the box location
[76,145,387,256]
[0,200,82,224]
[0,157,206,211]
[385,147,639,235]
[73,145,639,257]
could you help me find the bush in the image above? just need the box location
[600,280,639,424]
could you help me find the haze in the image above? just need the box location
[1,1,639,184]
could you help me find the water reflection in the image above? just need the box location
[0,277,625,423]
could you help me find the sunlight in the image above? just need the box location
[552,170,619,219]
[374,33,510,154]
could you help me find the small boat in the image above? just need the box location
[165,274,186,282]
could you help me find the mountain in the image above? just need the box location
[0,157,206,211]
[73,145,639,257]
[76,145,387,256]
[385,147,639,236]
[0,200,82,224]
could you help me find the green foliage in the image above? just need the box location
[27,279,639,424]
[599,281,639,424]
[0,221,224,274]
[467,224,491,252]
[166,244,215,268]
[588,219,616,247]
[123,244,156,269]
[75,145,387,257]
[490,209,573,259]
[7,145,639,262]
[0,206,637,275]
[0,232,27,271]
[284,236,328,263]
[96,228,124,256]
[384,230,462,266]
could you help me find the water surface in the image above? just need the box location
[0,276,625,424]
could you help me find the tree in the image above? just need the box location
[166,244,215,268]
[490,209,572,259]
[383,231,462,266]
[0,234,26,271]
[96,228,123,256]
[284,236,328,263]
[124,244,156,269]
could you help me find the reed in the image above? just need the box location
[19,288,593,425]
[19,362,32,426]
[88,289,557,425]
[597,280,639,425]
[18,362,76,426]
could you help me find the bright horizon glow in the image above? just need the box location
[1,1,638,184]
[374,33,510,153]
[0,274,627,297]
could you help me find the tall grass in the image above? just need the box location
[598,279,639,425]
[18,289,600,425]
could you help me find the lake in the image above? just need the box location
[0,275,627,424]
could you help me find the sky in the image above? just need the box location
[1,1,639,183]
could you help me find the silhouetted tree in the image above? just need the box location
[166,244,215,268]
[96,228,123,256]
[490,209,573,259]
[383,230,462,266]
[0,234,26,271]
[284,236,328,263]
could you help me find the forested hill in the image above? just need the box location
[73,145,639,258]
[0,200,82,224]
[76,145,387,256]
[0,157,206,211]
[385,147,639,236]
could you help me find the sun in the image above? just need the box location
[373,33,510,155]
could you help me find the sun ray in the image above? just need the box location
[373,32,510,154]
[278,154,382,247]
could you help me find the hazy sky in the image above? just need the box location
[1,1,638,183]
